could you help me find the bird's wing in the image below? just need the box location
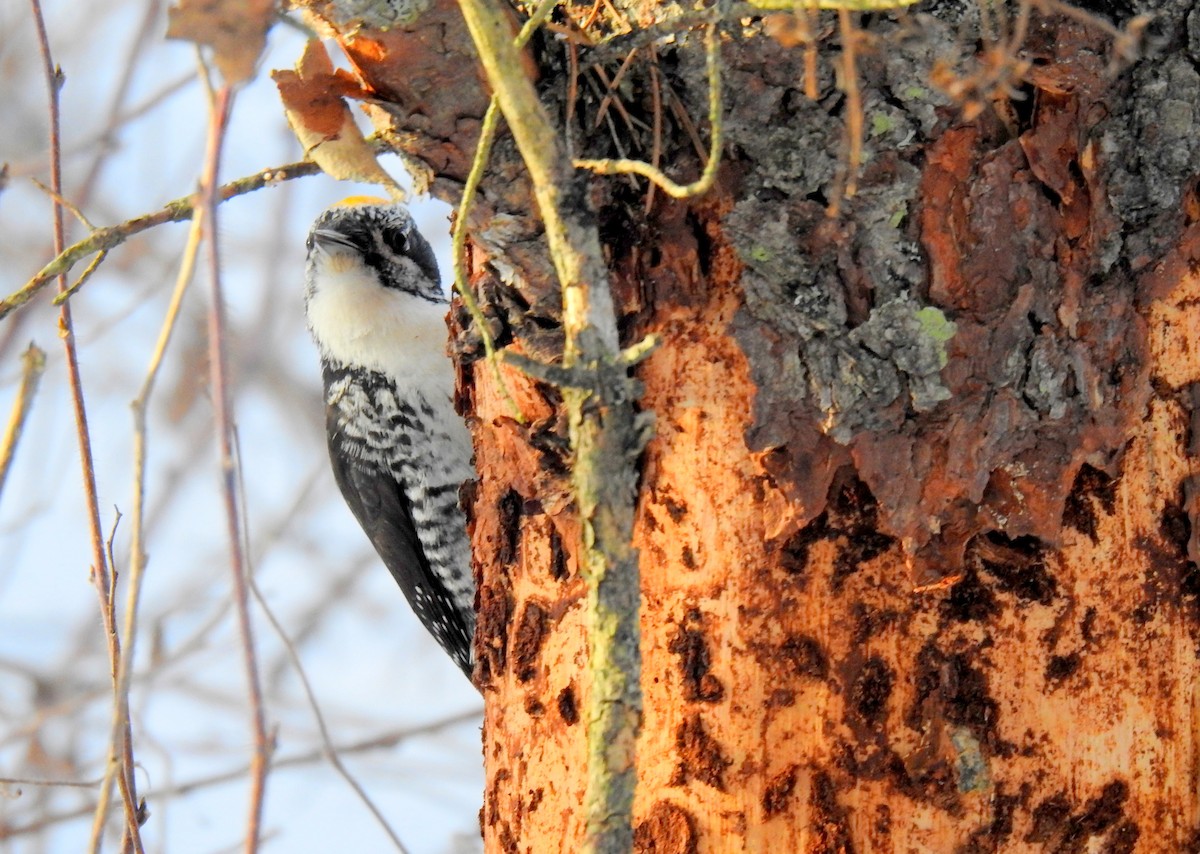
[326,418,474,677]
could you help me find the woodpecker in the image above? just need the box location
[304,198,475,678]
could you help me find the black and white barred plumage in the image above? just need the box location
[304,199,475,678]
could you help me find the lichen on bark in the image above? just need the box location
[726,7,1158,576]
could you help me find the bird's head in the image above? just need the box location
[305,198,442,305]
[303,198,448,376]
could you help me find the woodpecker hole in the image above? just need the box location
[908,644,1004,757]
[670,714,732,792]
[512,599,549,683]
[967,532,1057,605]
[668,609,725,703]
[762,766,799,818]
[557,685,579,726]
[809,770,855,852]
[942,567,1000,624]
[1044,652,1081,686]
[1027,780,1132,847]
[633,801,698,854]
[778,633,829,681]
[497,488,523,567]
[1062,463,1117,544]
[849,656,894,724]
[548,523,568,581]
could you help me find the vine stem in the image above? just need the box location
[452,0,646,849]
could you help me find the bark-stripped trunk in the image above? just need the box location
[298,0,1199,848]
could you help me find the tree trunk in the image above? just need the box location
[304,0,1200,848]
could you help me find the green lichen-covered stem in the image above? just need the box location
[565,366,643,852]
[453,0,643,849]
[454,0,614,350]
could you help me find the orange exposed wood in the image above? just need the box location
[474,201,1200,852]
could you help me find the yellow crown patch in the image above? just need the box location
[334,195,392,208]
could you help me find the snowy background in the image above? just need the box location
[0,2,484,851]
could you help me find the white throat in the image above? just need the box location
[306,255,453,400]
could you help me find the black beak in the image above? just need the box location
[310,228,357,252]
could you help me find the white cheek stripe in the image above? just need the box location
[306,258,454,400]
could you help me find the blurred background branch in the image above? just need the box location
[0,2,484,851]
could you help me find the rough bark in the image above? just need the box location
[302,0,1200,848]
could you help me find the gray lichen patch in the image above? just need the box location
[1102,53,1200,229]
[1098,0,1200,267]
[326,0,432,30]
[724,9,1154,572]
[726,166,949,444]
[849,297,956,414]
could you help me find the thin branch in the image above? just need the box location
[575,23,722,200]
[451,101,505,351]
[6,71,197,180]
[0,774,104,790]
[799,0,821,99]
[197,80,272,854]
[828,8,863,214]
[26,3,143,851]
[644,53,663,213]
[74,0,166,209]
[248,556,411,853]
[96,156,209,854]
[577,2,745,66]
[455,0,616,346]
[593,49,638,129]
[0,343,46,502]
[0,711,482,841]
[158,710,483,799]
[224,420,409,853]
[451,0,559,421]
[30,176,97,229]
[0,159,323,322]
[58,250,109,304]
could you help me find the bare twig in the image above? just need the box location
[26,3,143,851]
[58,250,109,304]
[196,78,272,854]
[0,343,47,502]
[6,72,197,181]
[0,774,103,790]
[95,151,208,854]
[585,54,643,133]
[575,23,722,200]
[74,0,166,209]
[30,176,97,229]
[224,423,409,852]
[248,554,411,852]
[591,51,642,131]
[645,53,663,213]
[800,0,820,99]
[828,8,863,214]
[451,98,504,356]
[0,159,323,322]
[0,710,481,841]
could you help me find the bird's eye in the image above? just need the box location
[382,225,409,256]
